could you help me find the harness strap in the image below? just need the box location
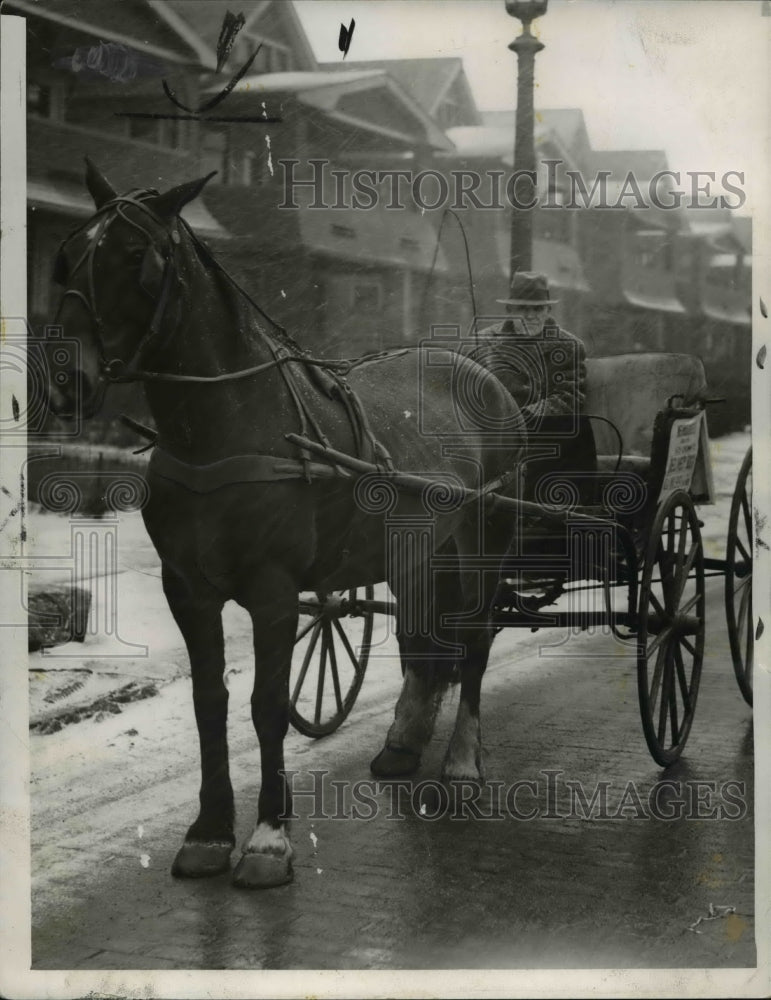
[149,447,349,493]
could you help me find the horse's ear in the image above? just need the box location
[146,172,218,219]
[84,157,117,208]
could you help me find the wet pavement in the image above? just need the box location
[30,576,755,971]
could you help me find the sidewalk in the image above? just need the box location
[26,430,751,732]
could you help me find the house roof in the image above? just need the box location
[482,108,591,161]
[587,148,669,179]
[161,0,318,72]
[7,0,201,65]
[205,70,454,150]
[29,177,228,237]
[442,124,576,171]
[321,57,478,124]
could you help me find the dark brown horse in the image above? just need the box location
[48,161,525,888]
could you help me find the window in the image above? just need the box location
[352,280,383,312]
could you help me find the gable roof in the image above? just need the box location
[205,70,455,150]
[321,57,479,124]
[442,123,578,172]
[482,108,592,163]
[161,0,317,72]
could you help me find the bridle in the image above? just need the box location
[53,189,180,384]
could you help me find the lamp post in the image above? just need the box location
[506,0,547,279]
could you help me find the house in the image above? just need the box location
[196,69,454,354]
[322,57,480,130]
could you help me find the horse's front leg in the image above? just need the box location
[162,566,234,878]
[232,573,297,889]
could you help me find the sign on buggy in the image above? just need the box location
[659,411,715,504]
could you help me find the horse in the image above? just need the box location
[46,160,526,888]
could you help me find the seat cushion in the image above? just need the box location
[585,354,707,457]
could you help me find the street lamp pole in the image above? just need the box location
[506,0,547,279]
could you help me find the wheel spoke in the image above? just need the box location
[741,491,752,540]
[735,536,751,565]
[326,621,344,715]
[646,621,675,662]
[333,617,364,676]
[648,589,666,618]
[681,635,696,657]
[295,614,322,645]
[292,621,322,704]
[678,591,701,617]
[314,632,328,724]
[733,572,752,598]
[673,543,700,606]
[736,581,750,638]
[674,643,691,713]
[675,512,690,576]
[668,667,680,741]
[657,655,673,744]
[649,642,668,713]
[666,514,676,560]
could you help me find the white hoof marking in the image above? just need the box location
[243,822,293,859]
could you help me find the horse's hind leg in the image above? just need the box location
[232,571,297,889]
[442,518,510,783]
[162,565,234,878]
[371,558,460,778]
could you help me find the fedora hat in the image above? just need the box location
[496,272,559,307]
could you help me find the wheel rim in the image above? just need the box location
[289,586,373,737]
[637,491,705,766]
[725,448,753,706]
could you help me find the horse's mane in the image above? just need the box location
[181,218,311,361]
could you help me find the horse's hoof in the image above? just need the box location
[171,841,232,878]
[232,852,293,889]
[370,744,421,777]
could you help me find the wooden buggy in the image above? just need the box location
[288,353,754,767]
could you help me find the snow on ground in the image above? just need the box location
[25,430,751,729]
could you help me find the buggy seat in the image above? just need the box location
[585,353,708,474]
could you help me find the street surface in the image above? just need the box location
[28,432,757,970]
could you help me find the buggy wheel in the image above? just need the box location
[725,448,753,706]
[637,490,705,766]
[290,587,374,737]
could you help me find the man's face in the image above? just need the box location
[509,304,550,336]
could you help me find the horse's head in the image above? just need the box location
[48,158,215,419]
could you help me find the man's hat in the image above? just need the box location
[496,272,559,307]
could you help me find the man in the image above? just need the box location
[473,272,587,428]
[472,273,594,597]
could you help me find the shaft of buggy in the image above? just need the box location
[285,432,607,530]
